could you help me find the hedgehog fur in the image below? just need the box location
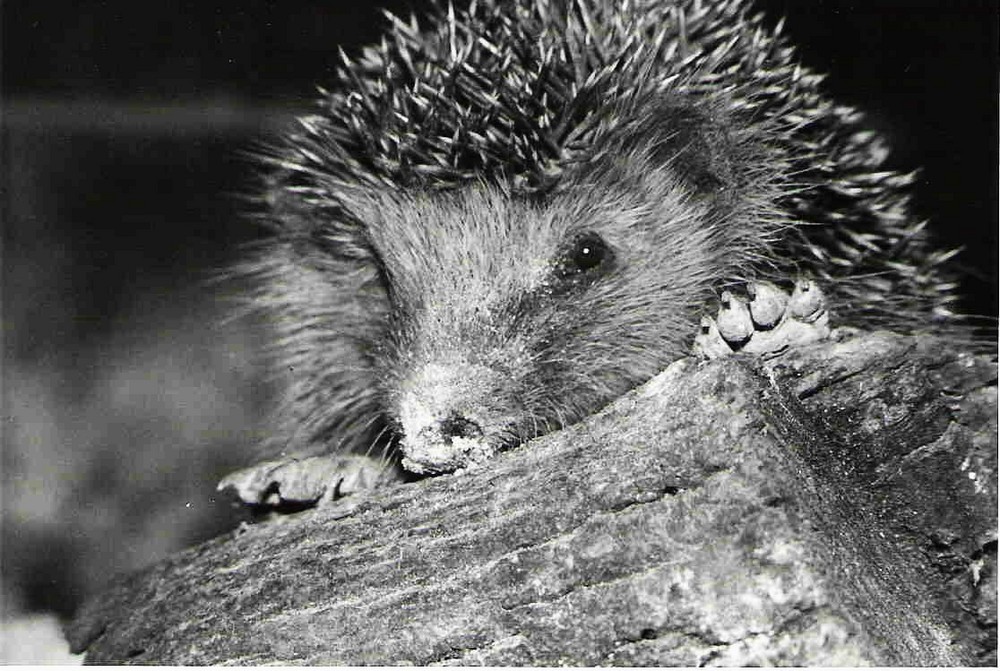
[240,0,965,475]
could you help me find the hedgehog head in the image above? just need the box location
[354,115,750,471]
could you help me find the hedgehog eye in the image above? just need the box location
[555,232,613,279]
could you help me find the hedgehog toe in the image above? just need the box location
[694,280,831,359]
[218,454,396,509]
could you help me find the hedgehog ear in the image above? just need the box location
[263,168,377,262]
[263,167,329,236]
[597,98,738,197]
[647,104,736,195]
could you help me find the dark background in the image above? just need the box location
[2,0,997,638]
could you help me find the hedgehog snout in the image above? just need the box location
[396,360,510,475]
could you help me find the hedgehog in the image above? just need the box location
[219,0,967,506]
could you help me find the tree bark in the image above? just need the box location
[66,330,997,665]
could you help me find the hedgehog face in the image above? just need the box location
[355,156,727,474]
[262,95,769,473]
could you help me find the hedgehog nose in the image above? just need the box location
[397,360,503,474]
[405,411,491,475]
[438,413,483,444]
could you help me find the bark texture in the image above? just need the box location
[66,331,997,665]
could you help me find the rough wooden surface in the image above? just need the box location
[66,331,997,665]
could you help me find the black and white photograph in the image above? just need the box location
[2,0,997,664]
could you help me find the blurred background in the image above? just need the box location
[2,0,997,662]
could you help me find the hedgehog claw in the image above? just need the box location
[747,280,788,328]
[715,290,754,344]
[693,279,830,359]
[218,453,394,508]
[693,315,733,359]
[787,277,826,322]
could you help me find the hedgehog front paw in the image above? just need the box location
[218,453,396,509]
[692,278,830,360]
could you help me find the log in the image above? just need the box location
[66,331,997,665]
